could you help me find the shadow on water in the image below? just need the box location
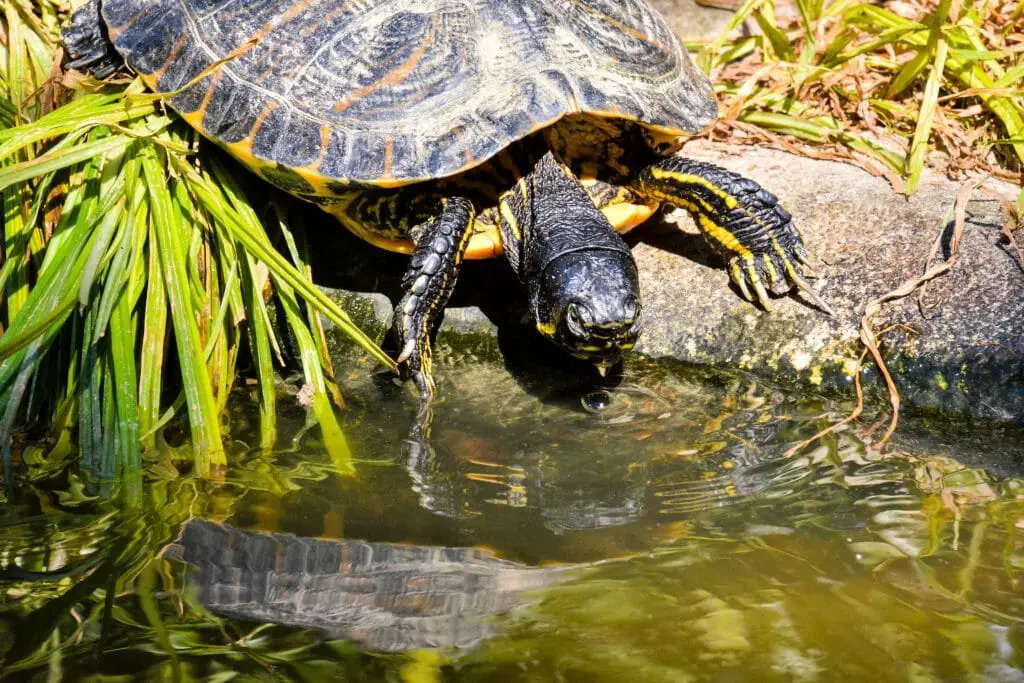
[2,348,1024,680]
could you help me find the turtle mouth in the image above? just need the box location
[560,308,642,366]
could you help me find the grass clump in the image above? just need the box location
[0,1,394,491]
[696,0,1024,197]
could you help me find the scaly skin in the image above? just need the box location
[395,198,476,403]
[634,157,832,314]
[393,153,829,408]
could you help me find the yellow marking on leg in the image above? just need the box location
[499,200,521,241]
[772,239,801,282]
[644,186,714,214]
[649,168,740,209]
[761,254,778,283]
[696,215,751,258]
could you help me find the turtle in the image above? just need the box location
[63,0,831,405]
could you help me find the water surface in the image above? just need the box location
[2,351,1023,681]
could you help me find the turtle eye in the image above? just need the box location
[565,303,588,338]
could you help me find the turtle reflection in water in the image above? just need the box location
[63,0,832,413]
[163,520,566,651]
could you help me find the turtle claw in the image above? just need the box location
[394,326,437,407]
[394,293,438,408]
[729,257,774,311]
[730,262,755,303]
[789,269,836,316]
[749,265,774,312]
[396,339,417,364]
[728,251,834,316]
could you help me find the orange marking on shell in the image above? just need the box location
[603,201,659,235]
[464,231,504,259]
[320,199,654,262]
[382,138,394,178]
[195,70,222,123]
[567,0,670,52]
[105,3,156,40]
[149,34,188,85]
[304,124,333,173]
[332,14,439,113]
[449,125,475,167]
[244,100,278,148]
[308,5,351,35]
[227,0,324,67]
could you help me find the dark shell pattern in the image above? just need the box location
[101,0,718,188]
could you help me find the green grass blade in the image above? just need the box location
[0,134,129,191]
[3,181,31,323]
[191,157,396,372]
[108,264,141,476]
[137,219,168,452]
[278,284,354,473]
[755,9,796,62]
[905,39,949,194]
[0,93,155,159]
[143,149,225,473]
[239,251,278,452]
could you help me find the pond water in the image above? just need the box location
[2,346,1024,681]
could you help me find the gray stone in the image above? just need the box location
[647,0,735,41]
[313,142,1023,423]
[634,141,1023,421]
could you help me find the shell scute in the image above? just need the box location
[251,103,288,161]
[170,72,214,116]
[277,115,326,169]
[106,1,178,73]
[102,0,718,189]
[212,87,264,144]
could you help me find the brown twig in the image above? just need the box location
[859,178,976,446]
[976,185,1024,272]
[784,349,868,458]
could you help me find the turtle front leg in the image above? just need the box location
[395,197,476,405]
[633,158,833,314]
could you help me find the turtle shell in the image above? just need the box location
[99,0,717,193]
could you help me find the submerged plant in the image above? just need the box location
[0,1,395,490]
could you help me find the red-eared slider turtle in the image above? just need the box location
[63,0,831,403]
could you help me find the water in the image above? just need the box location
[2,350,1024,681]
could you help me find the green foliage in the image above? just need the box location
[0,2,393,489]
[697,0,1024,197]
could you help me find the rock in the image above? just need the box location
[634,141,1023,422]
[310,141,1023,423]
[647,0,735,41]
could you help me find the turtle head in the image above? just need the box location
[533,249,643,370]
